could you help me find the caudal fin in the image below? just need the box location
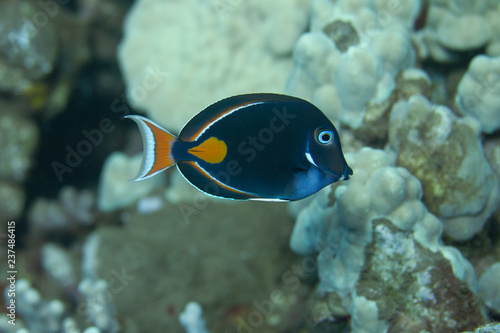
[125,115,177,182]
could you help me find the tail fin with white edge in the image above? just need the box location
[125,115,177,182]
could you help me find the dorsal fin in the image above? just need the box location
[178,93,299,142]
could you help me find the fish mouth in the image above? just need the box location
[341,165,353,180]
[327,165,353,181]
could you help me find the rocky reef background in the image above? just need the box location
[1,0,500,332]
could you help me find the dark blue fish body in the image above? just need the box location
[126,93,352,201]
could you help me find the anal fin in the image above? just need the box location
[177,161,259,200]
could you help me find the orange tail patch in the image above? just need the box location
[125,115,177,181]
[188,137,227,164]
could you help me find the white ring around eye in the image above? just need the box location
[318,130,333,144]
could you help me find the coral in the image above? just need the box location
[61,318,101,333]
[81,233,100,279]
[78,278,119,333]
[0,181,25,221]
[290,148,484,332]
[0,315,25,332]
[0,112,38,182]
[0,112,37,222]
[97,152,161,212]
[286,0,420,131]
[463,323,500,333]
[354,68,432,143]
[456,55,500,134]
[28,186,96,233]
[0,277,114,333]
[0,0,92,115]
[5,279,65,333]
[484,139,500,190]
[41,243,78,288]
[118,0,309,131]
[478,262,500,314]
[136,195,164,214]
[387,94,500,241]
[415,0,500,62]
[0,0,58,93]
[179,302,209,333]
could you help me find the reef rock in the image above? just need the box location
[387,94,500,241]
[415,0,500,62]
[81,200,297,332]
[0,0,58,93]
[290,148,485,332]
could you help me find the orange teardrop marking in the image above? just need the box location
[188,137,227,164]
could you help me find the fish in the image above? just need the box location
[125,93,353,201]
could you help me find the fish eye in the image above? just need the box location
[317,130,333,144]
